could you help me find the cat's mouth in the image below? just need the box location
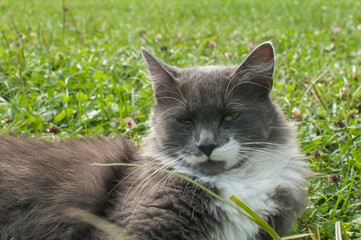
[192,157,247,176]
[194,160,226,175]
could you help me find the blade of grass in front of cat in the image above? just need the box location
[67,207,136,240]
[281,233,315,239]
[230,195,282,240]
[230,195,313,239]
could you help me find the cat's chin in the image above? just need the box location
[193,160,228,176]
[192,158,247,176]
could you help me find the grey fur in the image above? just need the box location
[144,42,290,176]
[0,42,310,240]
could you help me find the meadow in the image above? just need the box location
[0,0,360,239]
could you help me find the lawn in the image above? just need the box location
[0,0,360,239]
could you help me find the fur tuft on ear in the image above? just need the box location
[232,42,275,92]
[141,48,180,104]
[141,47,179,82]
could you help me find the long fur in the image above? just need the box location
[0,42,311,240]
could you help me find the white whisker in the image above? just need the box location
[159,106,186,118]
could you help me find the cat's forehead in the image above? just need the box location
[178,66,237,95]
[180,66,236,82]
[174,66,239,113]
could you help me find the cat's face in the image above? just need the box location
[143,43,289,175]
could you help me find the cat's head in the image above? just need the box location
[142,42,291,176]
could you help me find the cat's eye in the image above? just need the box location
[223,113,239,122]
[178,119,193,125]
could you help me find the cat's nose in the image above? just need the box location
[198,143,218,156]
[197,128,218,156]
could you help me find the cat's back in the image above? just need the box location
[0,135,136,240]
[0,135,136,170]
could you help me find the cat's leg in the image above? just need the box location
[99,176,221,240]
[256,186,308,240]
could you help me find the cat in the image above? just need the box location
[0,42,311,240]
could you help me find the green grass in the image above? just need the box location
[1,0,361,238]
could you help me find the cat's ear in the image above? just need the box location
[231,42,275,95]
[141,48,180,103]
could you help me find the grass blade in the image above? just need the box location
[281,233,315,239]
[335,221,343,240]
[230,195,282,240]
[67,207,135,240]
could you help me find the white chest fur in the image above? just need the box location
[197,145,308,240]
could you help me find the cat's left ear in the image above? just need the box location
[232,42,275,92]
[141,47,180,83]
[141,48,181,104]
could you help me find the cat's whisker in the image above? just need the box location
[240,141,280,146]
[135,99,156,113]
[269,126,293,129]
[122,153,183,207]
[155,96,187,108]
[240,147,277,155]
[122,162,168,207]
[230,152,252,170]
[142,152,191,188]
[124,171,161,208]
[224,71,254,102]
[224,68,245,103]
[226,100,247,110]
[158,106,186,119]
[127,163,181,226]
[239,158,254,171]
[154,90,188,108]
[108,158,161,196]
[239,146,301,164]
[174,85,189,106]
[163,163,186,192]
[155,89,188,105]
[225,80,270,102]
[227,59,274,99]
[122,162,165,206]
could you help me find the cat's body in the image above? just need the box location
[0,42,311,240]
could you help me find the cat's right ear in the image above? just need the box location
[141,48,180,103]
[231,42,275,97]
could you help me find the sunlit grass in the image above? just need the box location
[1,0,360,238]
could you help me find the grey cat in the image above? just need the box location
[0,42,311,240]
